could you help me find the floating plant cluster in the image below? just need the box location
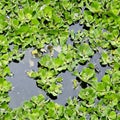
[0,0,120,119]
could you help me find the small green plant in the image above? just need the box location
[0,0,120,119]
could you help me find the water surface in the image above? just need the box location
[7,48,47,108]
[7,23,110,108]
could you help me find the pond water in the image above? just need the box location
[7,48,47,108]
[54,71,80,105]
[7,48,80,108]
[7,48,110,108]
[69,23,83,33]
[7,23,110,108]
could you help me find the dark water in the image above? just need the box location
[90,52,110,81]
[7,48,80,108]
[7,48,47,108]
[7,23,110,108]
[54,71,80,105]
[67,22,83,45]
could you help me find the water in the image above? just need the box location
[7,49,110,108]
[7,48,47,108]
[54,71,80,105]
[90,52,110,82]
[67,37,73,45]
[7,23,110,108]
[69,23,83,33]
[7,48,79,108]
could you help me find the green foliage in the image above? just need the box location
[0,0,120,119]
[76,43,94,64]
[80,67,95,82]
[27,67,62,96]
[100,51,111,65]
[73,79,78,89]
[79,87,96,104]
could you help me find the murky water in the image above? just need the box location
[7,23,110,108]
[7,48,80,108]
[7,49,110,108]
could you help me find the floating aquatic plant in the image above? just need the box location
[0,0,120,119]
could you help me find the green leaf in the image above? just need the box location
[31,94,45,105]
[56,77,63,82]
[72,70,80,77]
[76,43,94,63]
[91,114,98,120]
[108,111,116,120]
[79,87,96,103]
[88,63,95,69]
[78,43,94,57]
[23,101,34,110]
[95,82,106,93]
[112,29,119,38]
[39,55,52,68]
[87,1,102,13]
[80,67,95,82]
[53,57,64,68]
[48,83,62,96]
[70,30,75,39]
[100,52,110,65]
[84,10,94,24]
[102,74,111,85]
[43,6,53,19]
[0,14,7,30]
[111,71,120,84]
[0,78,12,92]
[73,79,78,89]
[44,0,51,4]
[11,19,19,28]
